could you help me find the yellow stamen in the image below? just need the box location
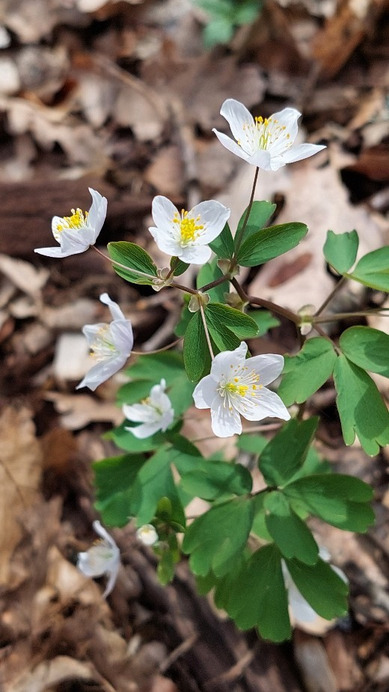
[172,210,204,244]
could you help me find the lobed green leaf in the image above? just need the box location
[339,326,389,377]
[323,230,359,274]
[259,418,318,487]
[93,453,146,526]
[278,338,337,406]
[347,246,389,291]
[285,557,348,620]
[264,491,319,565]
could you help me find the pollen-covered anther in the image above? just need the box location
[173,210,205,244]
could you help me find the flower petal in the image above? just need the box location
[241,387,290,422]
[212,128,251,163]
[193,375,218,408]
[110,320,133,355]
[99,293,126,322]
[76,353,127,391]
[34,246,72,258]
[210,342,248,380]
[271,107,301,145]
[245,353,284,386]
[177,243,212,264]
[220,98,254,143]
[281,142,326,165]
[151,195,178,230]
[211,399,242,437]
[126,421,161,438]
[190,200,230,244]
[87,188,107,238]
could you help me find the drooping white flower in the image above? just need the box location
[193,342,290,438]
[77,520,120,598]
[149,196,230,264]
[77,293,133,391]
[123,378,174,438]
[34,187,107,258]
[213,99,326,172]
[136,524,159,546]
[282,548,348,624]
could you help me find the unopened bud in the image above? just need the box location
[188,292,210,313]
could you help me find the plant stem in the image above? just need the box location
[314,276,347,316]
[231,278,300,325]
[132,337,182,356]
[92,245,158,281]
[199,302,214,360]
[199,275,229,292]
[314,309,389,324]
[231,166,259,262]
[170,281,198,295]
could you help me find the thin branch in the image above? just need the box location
[199,302,214,360]
[314,275,347,316]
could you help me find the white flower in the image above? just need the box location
[77,520,120,598]
[282,549,348,624]
[77,293,133,391]
[149,195,230,264]
[123,379,174,438]
[193,342,290,438]
[34,187,107,258]
[213,99,326,172]
[136,524,159,546]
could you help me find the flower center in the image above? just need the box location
[219,368,262,409]
[173,210,204,245]
[90,325,116,360]
[141,396,164,417]
[239,116,291,153]
[55,208,88,235]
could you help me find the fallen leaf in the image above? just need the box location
[45,391,123,429]
[0,253,49,296]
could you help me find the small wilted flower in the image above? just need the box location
[136,524,159,546]
[193,342,290,437]
[282,549,348,624]
[77,520,120,598]
[34,188,107,258]
[123,379,174,438]
[77,293,133,391]
[213,99,326,172]
[149,195,230,264]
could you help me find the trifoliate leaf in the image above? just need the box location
[180,460,252,500]
[339,326,389,377]
[259,418,318,486]
[264,491,319,565]
[347,246,389,291]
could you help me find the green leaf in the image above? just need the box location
[209,222,234,260]
[323,230,359,274]
[170,257,189,276]
[278,338,337,406]
[333,354,389,455]
[340,326,389,377]
[197,258,226,303]
[235,200,276,247]
[107,241,158,285]
[180,460,252,500]
[206,303,259,339]
[157,550,175,585]
[259,418,318,487]
[237,222,308,267]
[203,16,234,46]
[93,453,146,526]
[264,491,319,564]
[237,433,268,456]
[283,473,375,532]
[285,557,348,620]
[183,311,211,381]
[182,496,254,577]
[347,246,389,291]
[131,446,186,527]
[247,310,280,336]
[223,545,291,641]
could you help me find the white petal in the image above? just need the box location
[193,375,218,408]
[102,560,120,598]
[248,149,273,170]
[220,98,254,143]
[242,387,290,421]
[211,342,248,380]
[213,129,252,163]
[281,142,326,165]
[87,187,107,238]
[245,353,284,386]
[271,107,301,144]
[211,399,242,437]
[34,246,71,258]
[110,320,133,356]
[190,200,230,244]
[148,226,182,257]
[99,293,126,322]
[126,421,161,438]
[151,195,179,230]
[288,581,318,623]
[123,402,152,423]
[76,353,127,391]
[178,244,212,264]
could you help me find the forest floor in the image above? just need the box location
[0,0,388,690]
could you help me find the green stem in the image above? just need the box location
[231,166,259,263]
[314,275,347,316]
[92,245,158,281]
[199,302,214,360]
[314,309,389,324]
[231,278,300,325]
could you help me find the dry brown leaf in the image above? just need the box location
[144,145,185,196]
[115,86,164,141]
[294,633,338,692]
[11,655,104,692]
[0,406,42,586]
[53,333,90,381]
[45,391,123,429]
[0,253,49,296]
